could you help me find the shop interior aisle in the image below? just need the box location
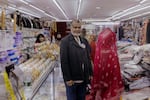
[53,64,150,100]
[54,63,67,100]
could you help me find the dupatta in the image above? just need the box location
[90,28,124,100]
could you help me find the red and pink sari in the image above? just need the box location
[89,28,124,100]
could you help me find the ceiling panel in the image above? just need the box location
[1,0,150,21]
[80,0,140,19]
[25,0,65,19]
[56,0,78,19]
[120,7,150,21]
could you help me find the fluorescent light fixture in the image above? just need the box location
[96,6,101,10]
[18,0,58,19]
[123,4,141,13]
[44,13,58,20]
[55,20,72,22]
[8,0,57,19]
[121,11,150,21]
[53,0,69,19]
[29,4,57,19]
[82,19,111,22]
[105,17,112,21]
[19,0,45,13]
[8,6,16,10]
[29,4,45,13]
[113,5,150,20]
[112,5,141,18]
[130,11,150,18]
[140,0,148,4]
[92,22,120,25]
[19,0,29,5]
[77,0,82,19]
[9,3,17,8]
[19,9,41,18]
[8,6,41,18]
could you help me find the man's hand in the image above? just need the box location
[66,80,74,86]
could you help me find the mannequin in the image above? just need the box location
[90,28,124,100]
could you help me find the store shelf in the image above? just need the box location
[23,37,36,39]
[21,47,34,51]
[19,28,41,32]
[27,60,58,100]
[0,47,15,52]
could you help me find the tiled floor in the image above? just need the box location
[53,66,150,100]
[122,87,150,100]
[54,66,67,100]
[32,64,150,100]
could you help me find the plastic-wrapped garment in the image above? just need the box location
[123,64,144,77]
[129,77,150,90]
[90,28,124,100]
[122,64,149,87]
[140,63,150,77]
[141,63,150,71]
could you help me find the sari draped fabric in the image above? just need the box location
[90,28,124,100]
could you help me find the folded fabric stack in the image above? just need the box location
[118,43,150,91]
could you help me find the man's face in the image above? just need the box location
[71,21,81,36]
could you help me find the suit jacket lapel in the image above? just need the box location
[69,34,82,48]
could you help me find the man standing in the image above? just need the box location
[60,20,93,100]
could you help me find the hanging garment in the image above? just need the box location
[129,77,150,90]
[90,28,124,100]
[146,22,150,43]
[118,26,124,40]
[90,40,96,63]
[141,19,149,44]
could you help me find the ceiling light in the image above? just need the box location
[105,17,112,21]
[53,0,69,19]
[29,5,57,19]
[123,4,141,13]
[19,9,41,18]
[9,0,57,19]
[112,5,141,18]
[29,4,45,13]
[8,6,41,18]
[55,20,72,22]
[113,5,150,20]
[140,0,148,4]
[9,3,17,8]
[44,13,58,20]
[122,11,150,21]
[92,22,120,25]
[19,0,44,13]
[130,11,150,19]
[19,0,29,5]
[18,0,58,19]
[82,19,110,22]
[77,0,82,19]
[96,7,101,10]
[8,6,16,10]
[19,0,45,13]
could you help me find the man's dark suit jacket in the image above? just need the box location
[60,34,93,84]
